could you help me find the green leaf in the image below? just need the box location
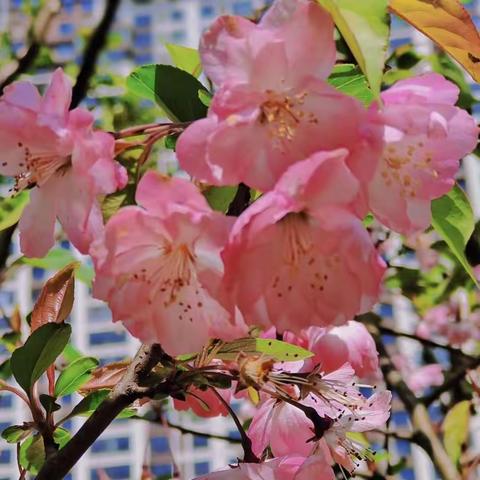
[62,343,83,364]
[62,389,110,422]
[216,338,313,362]
[0,192,29,232]
[442,400,471,465]
[11,322,72,394]
[0,358,12,380]
[198,89,212,107]
[1,425,32,443]
[19,434,44,474]
[0,330,21,352]
[53,427,71,449]
[431,185,477,284]
[165,43,202,77]
[317,0,389,95]
[54,356,99,397]
[327,64,374,105]
[39,394,61,415]
[203,186,238,213]
[14,248,94,286]
[126,64,208,122]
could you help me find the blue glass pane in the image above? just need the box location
[90,466,130,480]
[193,435,208,448]
[201,5,215,18]
[151,436,169,453]
[151,464,172,476]
[171,9,184,21]
[0,450,11,464]
[395,439,411,456]
[400,468,415,480]
[134,33,152,48]
[0,395,13,409]
[391,410,409,427]
[59,23,74,35]
[135,15,151,28]
[89,330,126,346]
[194,462,210,476]
[92,437,130,454]
[81,0,93,12]
[233,1,252,16]
[135,53,153,65]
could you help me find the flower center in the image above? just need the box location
[10,143,71,193]
[132,243,196,306]
[380,140,437,198]
[259,90,316,143]
[280,212,312,266]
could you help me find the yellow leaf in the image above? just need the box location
[442,400,471,465]
[390,0,480,82]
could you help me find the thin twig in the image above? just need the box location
[210,387,259,463]
[70,0,122,108]
[0,0,60,92]
[378,325,478,360]
[227,183,251,216]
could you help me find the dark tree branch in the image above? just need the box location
[378,324,478,360]
[70,0,122,108]
[36,344,169,480]
[227,183,251,217]
[0,1,59,93]
[423,356,480,406]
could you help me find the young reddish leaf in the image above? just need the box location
[390,0,480,82]
[31,262,78,332]
[79,361,129,394]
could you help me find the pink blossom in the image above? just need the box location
[222,150,386,332]
[91,171,236,356]
[392,354,443,395]
[302,321,379,378]
[365,73,478,235]
[177,0,381,191]
[0,68,127,257]
[247,361,391,471]
[196,454,334,480]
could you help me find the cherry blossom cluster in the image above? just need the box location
[0,0,478,477]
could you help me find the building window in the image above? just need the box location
[135,15,151,28]
[59,22,74,35]
[0,449,11,465]
[201,5,215,18]
[92,437,130,454]
[81,0,93,13]
[134,32,152,49]
[171,9,184,21]
[88,306,112,324]
[193,435,208,448]
[194,462,210,476]
[0,394,13,409]
[233,1,252,16]
[54,42,75,59]
[90,466,130,480]
[134,53,153,65]
[0,290,14,307]
[151,464,172,477]
[150,436,169,453]
[89,330,126,346]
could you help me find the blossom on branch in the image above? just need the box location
[177,0,382,191]
[0,68,127,256]
[91,171,237,356]
[222,150,386,332]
